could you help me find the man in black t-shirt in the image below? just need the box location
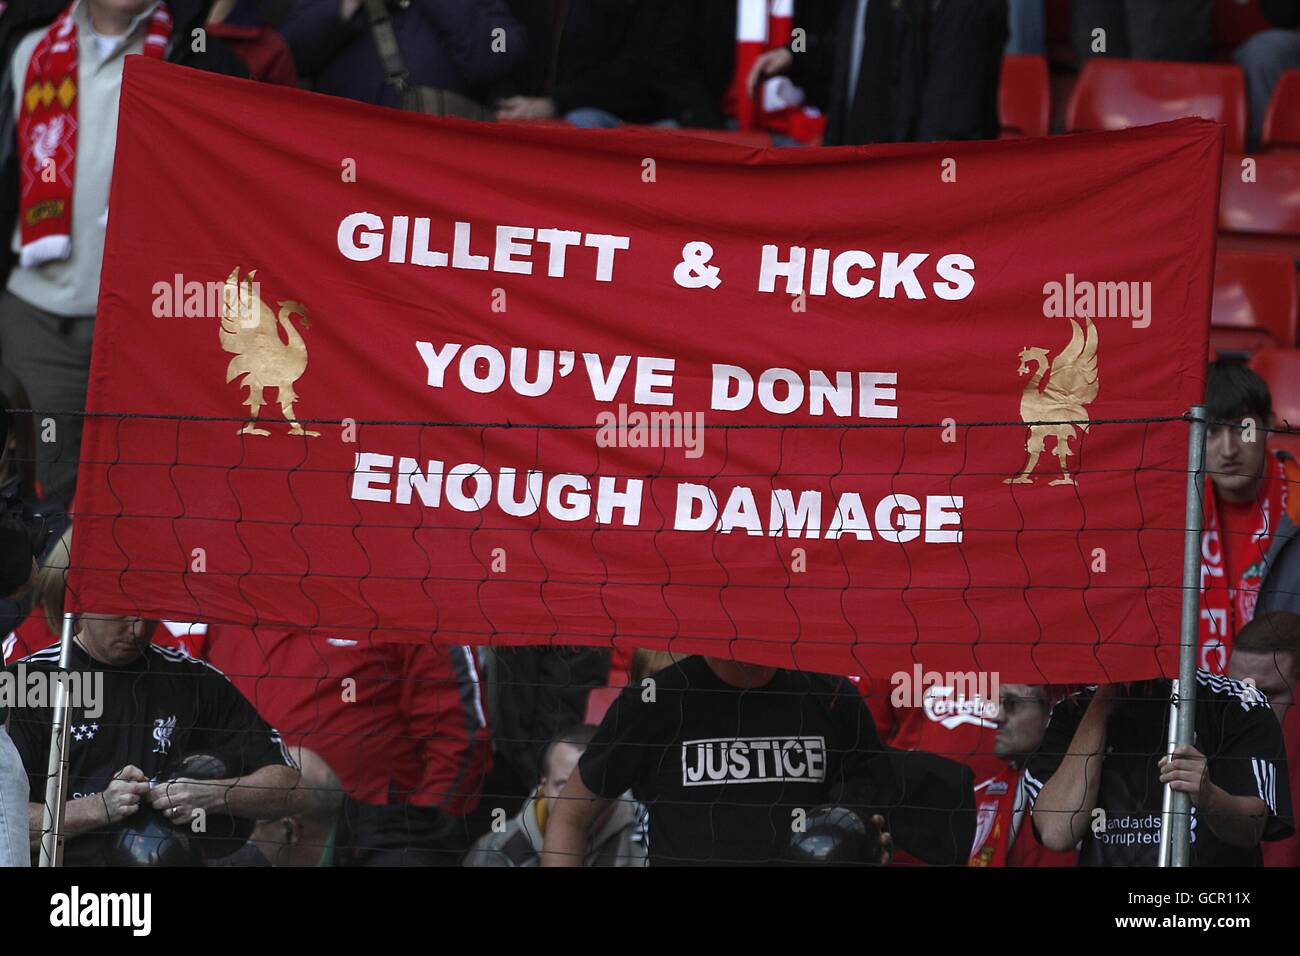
[541,655,976,867]
[1025,672,1294,866]
[8,613,301,865]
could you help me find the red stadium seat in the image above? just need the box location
[1248,348,1300,455]
[1000,54,1050,137]
[1218,152,1300,258]
[1262,69,1300,151]
[1210,250,1298,357]
[1065,58,1247,151]
[1213,0,1273,51]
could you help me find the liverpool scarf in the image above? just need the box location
[17,1,172,268]
[969,767,1018,867]
[725,0,825,144]
[1199,452,1293,672]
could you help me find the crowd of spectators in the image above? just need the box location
[0,0,1298,866]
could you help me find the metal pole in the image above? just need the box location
[38,611,76,867]
[1159,405,1207,867]
[1157,677,1180,866]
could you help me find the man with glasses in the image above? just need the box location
[970,684,1074,866]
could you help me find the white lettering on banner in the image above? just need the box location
[757,247,975,300]
[350,454,967,541]
[417,344,903,421]
[336,212,976,299]
[337,214,631,282]
[710,366,898,418]
[681,736,827,786]
[350,454,644,526]
[674,484,962,540]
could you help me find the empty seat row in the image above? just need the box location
[1004,56,1300,154]
[1065,58,1248,151]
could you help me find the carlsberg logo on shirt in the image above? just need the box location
[681,736,827,786]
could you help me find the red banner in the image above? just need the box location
[70,58,1222,683]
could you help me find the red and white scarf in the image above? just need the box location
[725,0,825,144]
[1199,452,1291,673]
[17,1,172,268]
[969,766,1019,867]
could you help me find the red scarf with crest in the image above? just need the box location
[17,1,172,268]
[1199,452,1293,672]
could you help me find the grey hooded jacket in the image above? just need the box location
[462,792,647,868]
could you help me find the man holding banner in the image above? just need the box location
[1026,672,1293,866]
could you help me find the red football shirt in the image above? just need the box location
[860,676,1004,783]
[4,611,61,663]
[201,626,491,813]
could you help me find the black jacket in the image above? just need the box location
[0,0,247,290]
[1261,0,1300,29]
[794,0,1006,146]
[500,0,670,123]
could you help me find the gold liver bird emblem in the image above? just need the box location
[220,267,319,437]
[1005,317,1099,486]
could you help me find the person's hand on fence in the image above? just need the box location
[1158,745,1211,806]
[100,765,150,825]
[146,776,227,823]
